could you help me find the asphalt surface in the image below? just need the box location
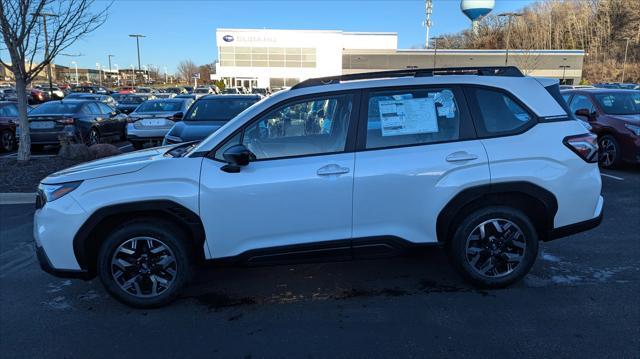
[1,167,638,358]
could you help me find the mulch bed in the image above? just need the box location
[0,157,83,193]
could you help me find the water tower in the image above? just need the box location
[460,0,495,34]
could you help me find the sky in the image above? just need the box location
[61,0,536,73]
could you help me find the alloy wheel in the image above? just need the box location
[1,131,15,151]
[111,237,178,298]
[87,129,99,145]
[599,138,616,167]
[465,219,526,278]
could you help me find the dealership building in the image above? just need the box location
[214,28,585,90]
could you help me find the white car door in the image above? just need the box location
[352,86,490,249]
[199,92,359,259]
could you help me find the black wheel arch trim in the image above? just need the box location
[72,200,206,274]
[436,182,559,243]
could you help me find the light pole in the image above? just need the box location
[71,61,78,85]
[129,34,145,83]
[621,38,630,83]
[164,66,168,84]
[130,64,135,86]
[498,12,523,66]
[32,12,59,91]
[96,63,103,87]
[432,36,444,69]
[114,64,120,87]
[559,65,570,83]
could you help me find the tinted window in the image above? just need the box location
[30,102,81,115]
[120,96,146,104]
[241,94,353,160]
[593,92,640,115]
[0,103,18,117]
[136,100,183,112]
[569,95,595,114]
[185,98,257,121]
[83,102,101,115]
[469,88,533,135]
[98,103,114,114]
[365,88,461,149]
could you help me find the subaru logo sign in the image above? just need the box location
[223,35,234,42]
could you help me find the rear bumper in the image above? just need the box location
[547,195,604,241]
[36,244,91,280]
[30,130,75,144]
[126,123,172,140]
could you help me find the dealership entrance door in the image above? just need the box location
[234,78,257,91]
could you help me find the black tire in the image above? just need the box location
[86,127,100,146]
[598,134,621,169]
[1,130,15,151]
[97,219,193,308]
[448,206,539,289]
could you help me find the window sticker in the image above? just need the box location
[378,97,439,136]
[433,90,456,119]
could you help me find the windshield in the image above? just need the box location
[120,96,146,104]
[594,92,640,115]
[185,98,258,121]
[136,100,183,112]
[194,88,209,93]
[222,88,239,94]
[30,102,81,115]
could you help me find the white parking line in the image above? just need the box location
[601,173,624,181]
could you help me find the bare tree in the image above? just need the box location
[0,0,109,161]
[176,59,198,83]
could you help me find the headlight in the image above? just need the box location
[38,181,82,203]
[624,123,640,136]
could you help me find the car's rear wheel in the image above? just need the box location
[448,206,538,289]
[1,130,15,151]
[97,220,193,308]
[598,135,620,169]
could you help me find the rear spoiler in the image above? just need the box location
[534,77,575,120]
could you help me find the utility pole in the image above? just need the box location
[432,37,444,69]
[32,12,59,91]
[423,0,433,48]
[498,12,523,66]
[621,38,630,83]
[559,65,570,84]
[129,34,145,83]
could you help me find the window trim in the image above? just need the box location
[462,84,539,139]
[208,89,362,163]
[355,84,476,152]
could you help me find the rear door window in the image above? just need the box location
[465,87,534,136]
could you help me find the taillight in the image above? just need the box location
[56,117,75,125]
[563,133,598,163]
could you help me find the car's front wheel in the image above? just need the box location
[598,134,621,169]
[97,220,193,308]
[448,206,538,289]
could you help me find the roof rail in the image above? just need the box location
[292,66,524,90]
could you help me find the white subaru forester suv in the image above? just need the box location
[34,67,603,307]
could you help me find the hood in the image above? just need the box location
[42,146,172,184]
[168,120,226,142]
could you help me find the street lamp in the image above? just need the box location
[431,36,445,69]
[559,65,570,83]
[70,61,79,85]
[498,12,523,66]
[114,64,120,87]
[96,63,103,87]
[129,34,145,83]
[164,66,168,84]
[32,12,59,91]
[130,64,135,86]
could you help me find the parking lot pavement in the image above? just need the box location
[0,141,133,158]
[1,169,638,358]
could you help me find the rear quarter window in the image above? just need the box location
[465,87,535,137]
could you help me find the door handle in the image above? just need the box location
[317,164,350,176]
[446,151,478,162]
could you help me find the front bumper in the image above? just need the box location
[36,244,90,279]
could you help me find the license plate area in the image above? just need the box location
[30,121,55,129]
[140,119,166,127]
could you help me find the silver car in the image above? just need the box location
[126,98,194,149]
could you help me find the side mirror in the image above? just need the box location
[221,144,253,173]
[574,108,593,120]
[172,112,183,120]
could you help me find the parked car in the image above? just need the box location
[164,87,187,94]
[135,87,155,94]
[27,100,127,150]
[193,86,216,97]
[559,85,595,90]
[221,86,245,94]
[163,94,260,145]
[34,66,603,308]
[251,87,271,96]
[116,94,154,114]
[109,93,127,103]
[0,101,19,151]
[126,98,194,149]
[63,93,118,107]
[154,92,176,99]
[0,87,18,101]
[37,86,65,100]
[28,88,50,104]
[71,85,108,94]
[183,86,194,93]
[562,88,640,168]
[118,86,136,94]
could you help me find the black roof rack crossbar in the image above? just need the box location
[292,66,524,89]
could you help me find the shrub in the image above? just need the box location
[58,144,93,161]
[89,143,121,159]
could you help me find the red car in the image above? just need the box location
[562,88,640,168]
[0,101,19,151]
[29,88,50,104]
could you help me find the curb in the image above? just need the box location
[0,192,36,205]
